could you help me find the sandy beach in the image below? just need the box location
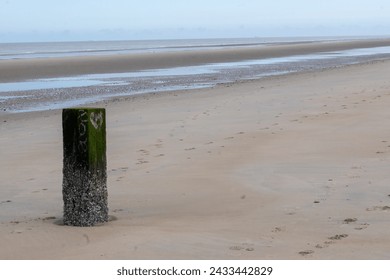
[1,42,390,259]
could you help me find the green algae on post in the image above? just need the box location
[62,108,108,226]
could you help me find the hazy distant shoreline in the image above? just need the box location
[0,36,382,60]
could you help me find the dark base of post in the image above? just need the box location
[62,168,108,226]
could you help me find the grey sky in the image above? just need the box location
[1,0,390,42]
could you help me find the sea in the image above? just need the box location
[1,36,390,113]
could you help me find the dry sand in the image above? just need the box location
[1,56,390,259]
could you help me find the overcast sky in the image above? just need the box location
[1,0,390,42]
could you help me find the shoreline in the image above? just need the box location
[1,58,389,117]
[2,38,390,114]
[1,57,388,117]
[1,60,390,259]
[1,38,390,82]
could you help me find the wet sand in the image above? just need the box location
[1,57,390,259]
[3,38,390,113]
[2,38,390,82]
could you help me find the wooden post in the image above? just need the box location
[62,108,108,226]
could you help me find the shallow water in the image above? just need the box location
[2,45,390,94]
[1,44,390,113]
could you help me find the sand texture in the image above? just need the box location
[1,55,390,259]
